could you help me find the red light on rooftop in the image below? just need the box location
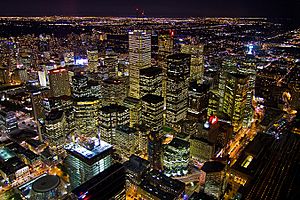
[171,30,175,37]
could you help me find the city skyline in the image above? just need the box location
[0,0,299,18]
[0,6,299,200]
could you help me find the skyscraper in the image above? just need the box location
[99,104,130,144]
[49,68,71,97]
[221,73,249,132]
[166,53,191,127]
[181,44,204,83]
[87,50,99,72]
[141,94,164,132]
[72,74,88,99]
[44,110,66,155]
[128,30,151,99]
[73,98,100,135]
[158,31,174,108]
[163,137,190,177]
[64,139,113,189]
[140,66,163,98]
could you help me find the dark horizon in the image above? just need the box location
[0,0,299,19]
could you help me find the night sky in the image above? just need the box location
[0,0,299,18]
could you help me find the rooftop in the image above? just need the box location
[140,66,162,77]
[32,175,60,193]
[201,161,225,173]
[65,140,113,164]
[141,94,164,104]
[0,147,16,162]
[100,104,128,113]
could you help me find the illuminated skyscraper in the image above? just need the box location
[158,31,174,108]
[49,68,71,97]
[64,140,113,189]
[72,74,88,99]
[221,73,249,132]
[181,44,204,83]
[128,30,151,99]
[238,56,257,127]
[141,94,164,132]
[99,104,130,144]
[166,53,191,127]
[163,137,190,177]
[158,31,174,72]
[73,98,100,135]
[44,110,66,155]
[140,67,163,98]
[101,78,127,106]
[188,81,210,120]
[87,50,99,72]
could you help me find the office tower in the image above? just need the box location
[72,163,126,200]
[49,68,71,97]
[188,81,210,120]
[140,66,163,98]
[141,94,164,132]
[73,98,100,135]
[158,31,174,108]
[148,131,163,170]
[221,73,249,132]
[190,135,214,163]
[0,109,18,134]
[123,97,141,128]
[238,56,257,127]
[91,80,102,97]
[87,50,99,72]
[128,30,151,99]
[202,161,226,199]
[30,175,66,200]
[63,52,75,66]
[103,57,118,77]
[115,125,139,159]
[30,88,48,119]
[158,31,174,71]
[207,90,220,117]
[44,110,66,155]
[163,137,190,177]
[99,104,130,144]
[166,53,191,127]
[181,44,204,83]
[64,139,113,189]
[101,78,127,106]
[72,74,88,99]
[137,170,185,200]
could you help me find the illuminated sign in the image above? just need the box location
[209,115,218,125]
